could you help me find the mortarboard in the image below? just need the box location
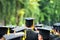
[0,26,14,39]
[25,18,34,27]
[53,23,60,30]
[36,27,51,40]
[0,26,14,35]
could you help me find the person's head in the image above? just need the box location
[38,34,43,40]
[36,27,50,40]
[25,18,35,30]
[53,23,60,36]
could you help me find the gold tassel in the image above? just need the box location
[22,36,25,40]
[7,28,10,35]
[32,21,34,31]
[24,30,26,39]
[22,30,26,40]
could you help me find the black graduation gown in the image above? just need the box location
[25,29,38,40]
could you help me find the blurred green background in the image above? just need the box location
[0,0,60,26]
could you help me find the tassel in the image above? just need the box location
[22,30,26,40]
[7,28,10,35]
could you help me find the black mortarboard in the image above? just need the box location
[36,27,51,40]
[25,18,34,27]
[0,26,14,35]
[3,32,24,40]
[53,23,60,31]
[0,26,13,39]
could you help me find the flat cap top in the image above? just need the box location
[36,27,52,31]
[35,24,43,27]
[0,26,14,29]
[12,26,26,32]
[3,32,24,40]
[25,18,35,20]
[54,23,60,26]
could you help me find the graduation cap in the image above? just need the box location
[3,32,24,40]
[0,26,14,35]
[36,27,51,40]
[53,23,60,31]
[25,18,34,28]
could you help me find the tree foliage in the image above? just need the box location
[0,0,60,26]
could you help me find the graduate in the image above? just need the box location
[25,18,44,40]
